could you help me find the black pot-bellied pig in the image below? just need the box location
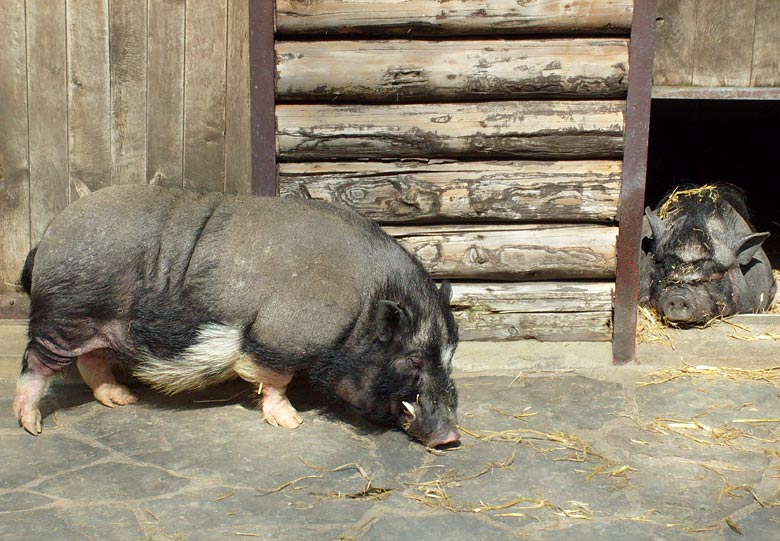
[13,185,460,447]
[640,183,776,324]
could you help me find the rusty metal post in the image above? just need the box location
[249,0,277,196]
[612,0,657,364]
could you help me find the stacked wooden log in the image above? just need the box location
[275,0,633,341]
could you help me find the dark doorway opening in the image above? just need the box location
[646,99,780,268]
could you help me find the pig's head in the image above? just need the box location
[333,281,460,448]
[644,204,770,324]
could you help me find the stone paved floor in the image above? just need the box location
[2,364,779,540]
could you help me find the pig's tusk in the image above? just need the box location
[402,401,416,419]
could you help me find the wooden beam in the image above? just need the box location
[277,39,629,102]
[277,101,625,161]
[279,160,622,223]
[276,0,633,36]
[386,224,617,280]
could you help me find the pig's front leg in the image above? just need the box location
[233,357,303,429]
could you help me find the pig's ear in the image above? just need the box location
[735,232,770,266]
[438,280,452,306]
[377,300,407,342]
[645,207,664,241]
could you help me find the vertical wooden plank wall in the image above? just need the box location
[654,0,780,88]
[183,0,228,193]
[0,1,30,294]
[0,0,251,303]
[26,0,69,243]
[752,0,780,87]
[110,0,147,185]
[225,0,252,195]
[66,0,112,195]
[146,0,185,188]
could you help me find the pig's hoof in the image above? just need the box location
[13,397,42,435]
[19,408,42,435]
[93,384,139,408]
[263,399,303,429]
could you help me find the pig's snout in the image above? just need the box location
[424,427,461,448]
[661,294,694,322]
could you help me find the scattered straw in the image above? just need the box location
[769,270,780,313]
[585,464,637,481]
[639,363,780,388]
[636,306,675,347]
[656,184,720,220]
[475,496,592,520]
[725,517,743,536]
[459,425,592,462]
[406,456,515,512]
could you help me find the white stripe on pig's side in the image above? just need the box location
[132,323,245,394]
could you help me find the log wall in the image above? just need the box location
[277,0,633,342]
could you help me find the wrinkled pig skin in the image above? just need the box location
[13,185,460,448]
[640,183,776,325]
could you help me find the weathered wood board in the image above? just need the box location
[451,282,614,340]
[386,224,618,280]
[109,0,147,185]
[277,39,629,102]
[456,310,612,341]
[654,0,780,89]
[276,0,633,36]
[277,101,625,161]
[0,1,31,293]
[653,0,695,86]
[692,0,757,87]
[451,281,614,313]
[225,0,252,195]
[279,160,622,223]
[66,0,112,194]
[147,0,185,187]
[183,0,227,193]
[752,0,780,87]
[26,0,69,243]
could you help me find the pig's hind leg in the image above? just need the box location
[13,343,66,435]
[233,356,303,429]
[13,349,52,434]
[77,350,138,408]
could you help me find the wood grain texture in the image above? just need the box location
[451,281,614,313]
[451,281,614,340]
[386,224,618,280]
[279,160,622,223]
[653,0,696,86]
[183,0,228,192]
[693,0,757,87]
[147,0,185,187]
[276,0,633,36]
[66,0,112,194]
[277,101,625,161]
[276,39,629,102]
[456,310,612,341]
[26,0,68,243]
[0,0,30,292]
[109,0,147,185]
[225,0,251,195]
[752,0,780,87]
